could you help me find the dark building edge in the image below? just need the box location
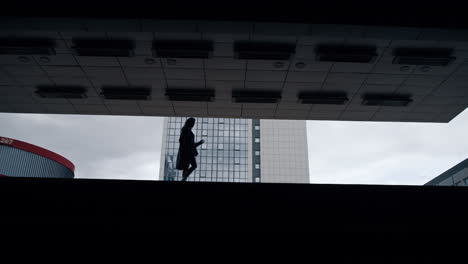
[425,158,468,185]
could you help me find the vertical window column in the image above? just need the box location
[252,119,261,183]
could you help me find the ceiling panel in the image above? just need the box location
[331,62,375,73]
[75,56,120,67]
[326,73,367,85]
[44,104,77,114]
[2,65,45,76]
[34,54,77,66]
[357,84,399,94]
[289,60,332,72]
[206,69,245,81]
[340,111,376,121]
[246,70,286,82]
[1,18,467,123]
[287,71,327,83]
[118,56,161,68]
[75,104,110,115]
[161,58,203,69]
[165,69,204,80]
[366,74,407,85]
[0,55,37,65]
[275,109,309,119]
[308,110,342,120]
[247,60,290,71]
[42,66,84,77]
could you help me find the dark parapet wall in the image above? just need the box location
[1,177,468,232]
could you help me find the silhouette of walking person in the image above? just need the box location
[176,117,204,182]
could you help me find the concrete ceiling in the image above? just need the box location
[0,18,467,122]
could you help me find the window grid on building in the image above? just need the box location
[163,117,249,183]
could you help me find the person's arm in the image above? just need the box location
[194,140,205,148]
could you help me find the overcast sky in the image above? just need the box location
[1,110,467,185]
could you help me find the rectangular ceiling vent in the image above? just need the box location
[0,38,56,55]
[153,40,214,59]
[165,89,215,102]
[298,92,349,105]
[234,42,296,60]
[100,87,151,100]
[35,86,87,99]
[232,90,282,103]
[392,47,455,66]
[315,44,378,63]
[362,94,413,106]
[72,38,135,57]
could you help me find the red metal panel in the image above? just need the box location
[0,137,75,172]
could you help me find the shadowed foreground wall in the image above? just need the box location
[1,177,468,232]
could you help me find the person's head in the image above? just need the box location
[183,117,196,130]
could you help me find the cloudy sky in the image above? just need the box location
[1,110,467,185]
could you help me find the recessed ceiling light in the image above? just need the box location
[362,94,413,106]
[315,44,378,63]
[17,56,30,63]
[273,62,284,68]
[295,62,306,69]
[71,38,135,57]
[234,42,296,60]
[400,66,410,72]
[167,58,177,65]
[165,88,215,102]
[297,92,348,105]
[35,85,87,99]
[144,58,155,64]
[1,38,56,55]
[392,47,455,66]
[39,56,50,63]
[153,40,213,59]
[420,66,431,72]
[232,90,282,103]
[101,87,151,100]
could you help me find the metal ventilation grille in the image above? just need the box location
[71,38,135,57]
[298,92,349,105]
[362,94,413,106]
[165,88,215,101]
[0,38,56,55]
[153,40,214,59]
[35,86,87,99]
[392,47,455,66]
[100,87,151,100]
[315,44,378,63]
[232,90,282,103]
[234,42,296,60]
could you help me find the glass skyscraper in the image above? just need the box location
[159,117,310,184]
[160,117,252,182]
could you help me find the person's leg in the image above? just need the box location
[181,162,190,181]
[181,169,189,181]
[181,157,197,181]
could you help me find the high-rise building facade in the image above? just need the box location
[159,117,252,182]
[258,120,309,183]
[159,117,309,183]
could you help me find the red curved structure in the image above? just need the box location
[0,137,75,172]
